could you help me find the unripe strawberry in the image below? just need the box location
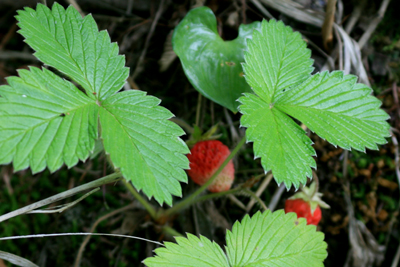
[187,140,234,192]
[284,199,322,225]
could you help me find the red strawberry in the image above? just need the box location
[187,140,234,192]
[284,181,329,226]
[284,199,322,225]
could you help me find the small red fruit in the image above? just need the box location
[187,140,234,192]
[285,199,322,225]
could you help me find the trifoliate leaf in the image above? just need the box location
[239,93,316,189]
[173,6,260,112]
[16,3,129,100]
[99,90,190,206]
[276,71,390,151]
[0,67,98,173]
[239,19,390,190]
[4,3,190,205]
[143,234,229,267]
[242,19,313,103]
[226,210,327,267]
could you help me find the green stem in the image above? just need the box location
[195,187,242,204]
[244,188,268,211]
[124,181,157,219]
[163,226,184,237]
[164,136,247,217]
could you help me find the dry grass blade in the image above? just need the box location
[0,251,39,267]
[334,25,370,86]
[0,173,122,223]
[159,30,177,72]
[358,0,391,49]
[250,0,275,19]
[258,0,324,27]
[246,173,273,212]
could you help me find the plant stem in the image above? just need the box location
[0,172,123,223]
[195,187,242,203]
[244,188,268,211]
[163,226,184,237]
[164,136,247,217]
[195,93,202,127]
[124,181,157,219]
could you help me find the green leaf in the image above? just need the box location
[2,3,190,205]
[144,210,327,266]
[16,3,129,100]
[173,7,260,112]
[275,71,390,151]
[99,90,189,205]
[143,234,229,267]
[243,19,313,103]
[239,93,315,189]
[239,19,390,189]
[226,210,327,267]
[0,67,98,173]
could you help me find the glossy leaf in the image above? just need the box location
[17,3,129,100]
[173,6,260,112]
[0,67,98,173]
[99,90,189,206]
[226,210,327,267]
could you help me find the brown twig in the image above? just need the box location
[0,23,17,51]
[321,0,337,51]
[132,0,165,80]
[392,82,400,129]
[241,0,247,23]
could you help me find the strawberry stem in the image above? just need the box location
[124,180,157,219]
[163,136,247,217]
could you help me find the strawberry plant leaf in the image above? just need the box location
[275,71,390,151]
[239,19,390,189]
[226,210,327,267]
[144,210,327,266]
[99,91,189,205]
[143,234,229,267]
[239,93,316,189]
[16,3,129,100]
[173,6,260,112]
[242,19,313,103]
[2,3,190,205]
[0,67,98,173]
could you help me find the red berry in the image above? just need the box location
[187,140,234,192]
[284,199,322,225]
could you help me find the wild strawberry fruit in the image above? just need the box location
[284,182,329,226]
[187,140,234,192]
[285,199,322,225]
